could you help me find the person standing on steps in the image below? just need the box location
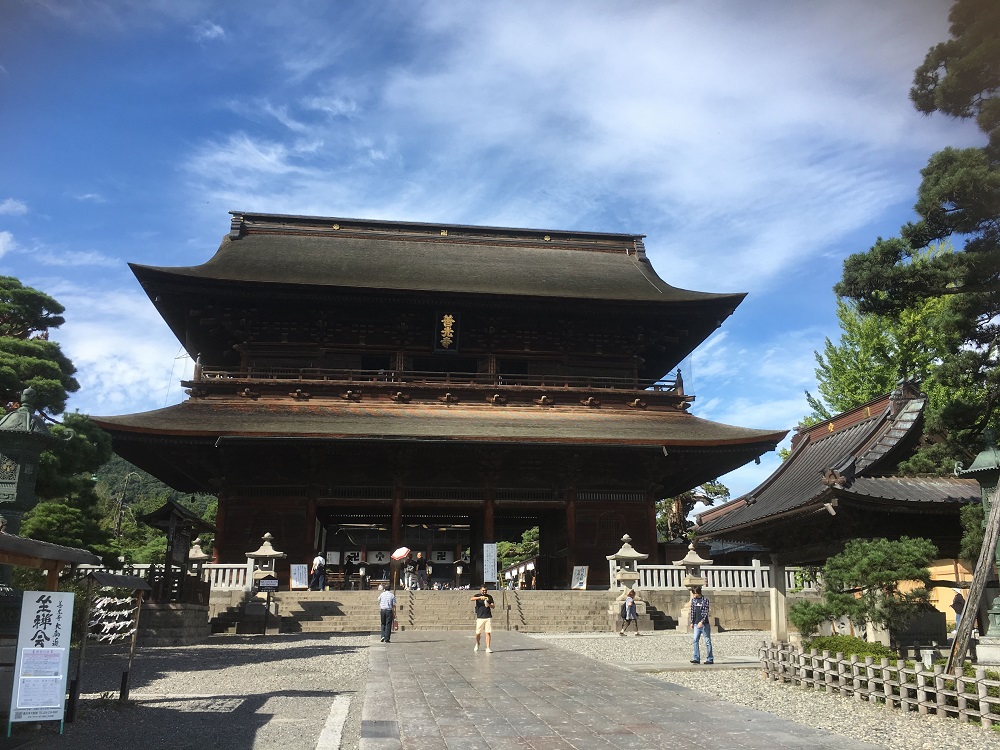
[620,589,639,635]
[309,551,326,591]
[470,584,494,652]
[689,585,713,664]
[377,584,397,643]
[415,552,428,590]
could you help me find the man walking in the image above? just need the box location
[415,552,429,590]
[689,585,713,664]
[470,584,494,653]
[377,584,397,643]
[309,551,326,591]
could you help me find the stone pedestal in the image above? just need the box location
[976,636,1000,666]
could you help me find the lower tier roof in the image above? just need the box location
[93,398,785,447]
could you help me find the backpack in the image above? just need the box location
[620,602,627,620]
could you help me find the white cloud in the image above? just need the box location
[0,231,15,259]
[0,199,27,216]
[74,193,105,203]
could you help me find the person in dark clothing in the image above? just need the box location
[689,585,713,664]
[952,588,966,628]
[415,552,428,590]
[470,585,494,652]
[619,589,639,636]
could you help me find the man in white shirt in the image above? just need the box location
[309,552,326,591]
[377,584,397,643]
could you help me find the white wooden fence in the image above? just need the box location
[77,561,255,591]
[77,560,811,593]
[633,561,815,591]
[760,641,1000,728]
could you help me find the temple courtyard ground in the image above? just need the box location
[3,630,997,750]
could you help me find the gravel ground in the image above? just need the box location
[9,633,371,750]
[537,630,1000,750]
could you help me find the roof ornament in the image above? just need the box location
[534,395,554,407]
[821,468,848,488]
[390,392,411,403]
[489,393,507,406]
[288,389,311,400]
[439,392,459,404]
[580,397,601,408]
[627,398,646,409]
[341,390,362,402]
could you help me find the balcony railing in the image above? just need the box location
[195,366,681,393]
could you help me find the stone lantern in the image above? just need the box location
[673,541,715,589]
[956,445,1000,653]
[674,541,714,633]
[0,388,67,536]
[606,534,649,627]
[246,532,287,589]
[188,537,212,580]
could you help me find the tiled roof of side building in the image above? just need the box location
[130,211,747,305]
[695,385,938,537]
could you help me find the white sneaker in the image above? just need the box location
[485,648,492,653]
[474,644,479,652]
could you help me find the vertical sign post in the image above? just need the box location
[482,543,497,584]
[8,591,74,736]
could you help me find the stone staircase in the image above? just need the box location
[208,590,677,634]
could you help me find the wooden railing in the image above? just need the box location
[760,641,1000,728]
[195,366,681,393]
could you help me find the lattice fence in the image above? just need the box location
[759,642,1000,728]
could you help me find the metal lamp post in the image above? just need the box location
[456,563,463,589]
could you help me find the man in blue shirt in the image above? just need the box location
[689,586,713,664]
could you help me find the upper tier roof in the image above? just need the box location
[130,211,746,306]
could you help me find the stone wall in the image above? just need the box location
[643,589,822,632]
[138,601,211,646]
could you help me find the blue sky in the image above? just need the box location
[0,1,985,501]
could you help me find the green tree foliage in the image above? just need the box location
[93,454,217,564]
[496,526,539,572]
[788,537,938,643]
[805,266,960,424]
[656,481,729,540]
[835,0,1000,470]
[0,276,78,414]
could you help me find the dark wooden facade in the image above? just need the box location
[94,212,785,586]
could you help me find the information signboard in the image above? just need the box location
[257,577,280,592]
[570,566,589,590]
[9,591,74,730]
[482,543,497,583]
[289,564,309,590]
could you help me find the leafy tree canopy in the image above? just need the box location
[657,481,729,540]
[0,276,78,414]
[788,537,938,643]
[497,526,539,573]
[834,0,1000,469]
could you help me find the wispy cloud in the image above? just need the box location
[193,20,224,42]
[34,250,120,268]
[0,199,28,215]
[74,193,105,203]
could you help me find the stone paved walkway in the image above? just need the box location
[360,630,881,750]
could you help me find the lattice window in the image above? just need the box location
[595,512,626,549]
[0,453,17,482]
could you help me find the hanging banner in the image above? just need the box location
[9,591,74,727]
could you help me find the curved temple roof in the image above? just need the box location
[130,211,746,306]
[696,384,979,540]
[94,398,784,447]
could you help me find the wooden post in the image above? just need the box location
[947,483,1000,673]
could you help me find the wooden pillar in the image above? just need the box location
[306,495,318,552]
[565,489,576,572]
[46,562,63,592]
[391,483,403,548]
[646,491,659,564]
[213,492,227,563]
[770,555,788,643]
[484,488,495,543]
